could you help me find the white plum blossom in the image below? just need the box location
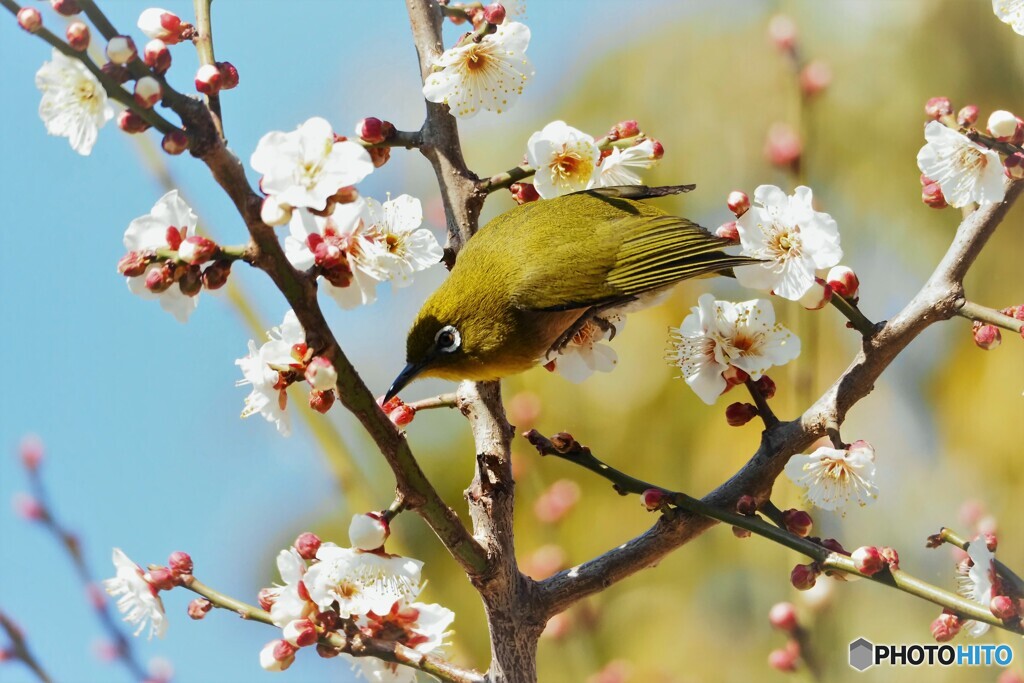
[526,121,600,198]
[993,0,1024,35]
[784,441,878,513]
[102,548,167,640]
[265,548,313,627]
[917,121,1005,208]
[35,48,114,155]
[595,139,660,187]
[123,190,200,323]
[666,295,800,405]
[957,541,996,637]
[349,513,389,552]
[549,315,624,384]
[422,21,533,118]
[734,185,842,301]
[235,310,306,436]
[347,602,455,683]
[303,543,423,619]
[250,117,373,212]
[363,195,444,287]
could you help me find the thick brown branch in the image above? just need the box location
[0,611,53,683]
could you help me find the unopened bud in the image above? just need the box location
[12,493,44,521]
[509,182,540,205]
[138,8,185,44]
[146,567,177,591]
[726,191,750,217]
[177,236,217,265]
[106,36,137,65]
[144,39,171,74]
[118,251,150,277]
[768,602,799,632]
[257,587,276,611]
[1004,152,1024,180]
[798,278,832,310]
[611,119,640,139]
[722,365,749,387]
[783,509,813,537]
[195,63,222,95]
[925,97,953,120]
[765,122,801,169]
[957,105,979,127]
[988,110,1019,140]
[973,324,1001,350]
[736,495,757,516]
[187,598,212,619]
[991,595,1019,620]
[51,0,81,16]
[930,613,961,642]
[820,538,849,556]
[201,260,231,290]
[768,646,799,672]
[144,263,174,293]
[356,117,387,144]
[214,61,239,90]
[118,110,151,134]
[316,643,341,659]
[349,513,390,551]
[879,546,900,570]
[259,639,296,672]
[66,21,90,51]
[178,266,202,297]
[754,375,776,399]
[483,2,506,24]
[19,436,44,471]
[366,146,389,169]
[922,181,947,209]
[17,7,42,33]
[826,265,859,299]
[304,357,338,391]
[984,532,998,552]
[294,532,321,560]
[283,618,318,648]
[790,563,819,591]
[134,76,162,109]
[641,488,669,511]
[161,129,188,155]
[851,546,886,576]
[767,14,797,52]
[309,388,335,413]
[725,402,758,426]
[388,403,416,427]
[168,551,193,576]
[715,221,740,242]
[799,60,832,97]
[648,139,665,160]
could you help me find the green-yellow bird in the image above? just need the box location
[383,185,758,401]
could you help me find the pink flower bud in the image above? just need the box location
[144,39,171,74]
[642,488,668,511]
[178,266,202,297]
[826,265,859,299]
[767,14,798,52]
[259,640,296,672]
[260,196,293,227]
[304,357,338,391]
[161,129,188,155]
[736,495,757,516]
[356,117,386,144]
[201,260,231,290]
[483,3,506,25]
[991,595,1019,620]
[1004,152,1024,180]
[648,139,665,159]
[177,235,217,265]
[195,63,222,95]
[819,538,849,556]
[51,0,81,16]
[988,110,1019,140]
[612,119,640,139]
[957,105,979,127]
[509,182,540,204]
[768,602,799,632]
[798,278,832,310]
[12,493,44,521]
[66,21,90,51]
[257,587,276,611]
[388,403,416,426]
[368,146,391,168]
[17,7,42,33]
[984,532,998,552]
[722,366,750,388]
[134,76,162,109]
[726,191,750,217]
[725,402,758,427]
[292,531,321,560]
[765,122,801,170]
[783,509,813,537]
[168,551,193,576]
[117,110,151,134]
[103,63,133,84]
[799,60,832,97]
[144,263,174,293]
[283,619,318,648]
[930,613,961,642]
[316,609,340,632]
[187,598,212,620]
[754,375,776,399]
[715,221,740,242]
[349,513,390,551]
[19,436,44,471]
[790,563,819,591]
[879,546,900,570]
[309,389,335,414]
[138,8,184,44]
[217,61,239,90]
[146,567,177,591]
[316,643,340,659]
[925,97,953,120]
[921,181,947,209]
[973,324,1001,350]
[768,646,799,672]
[106,36,137,65]
[851,546,886,576]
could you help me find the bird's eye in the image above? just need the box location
[434,325,461,354]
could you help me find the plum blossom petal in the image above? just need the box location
[526,121,600,198]
[993,0,1024,34]
[784,442,878,513]
[35,48,114,155]
[917,121,1005,208]
[102,548,167,640]
[594,139,660,187]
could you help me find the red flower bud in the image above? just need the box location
[783,509,813,537]
[925,97,953,120]
[294,532,321,560]
[19,436,44,471]
[991,595,1019,620]
[721,365,749,387]
[146,567,177,591]
[483,3,506,25]
[973,324,1001,350]
[17,7,42,33]
[765,123,801,170]
[641,488,668,511]
[957,105,979,127]
[736,495,757,516]
[257,587,276,611]
[732,526,751,538]
[819,538,849,556]
[201,260,231,290]
[509,182,540,205]
[283,618,318,648]
[217,61,239,90]
[715,221,740,242]
[726,191,750,217]
[879,546,900,570]
[754,375,776,399]
[612,119,640,139]
[356,117,386,144]
[118,251,150,277]
[187,598,212,620]
[106,35,137,66]
[168,551,193,576]
[767,14,798,52]
[178,235,218,265]
[790,563,819,591]
[195,63,222,95]
[826,265,860,299]
[799,60,832,97]
[310,390,336,415]
[768,602,798,632]
[922,181,947,209]
[144,39,172,75]
[768,646,799,672]
[117,110,151,135]
[178,266,202,297]
[66,21,90,51]
[725,402,758,426]
[134,76,163,109]
[51,0,81,16]
[851,546,886,576]
[930,613,961,642]
[389,404,416,427]
[648,139,665,160]
[798,277,833,310]
[144,263,175,293]
[1004,152,1024,180]
[161,129,189,156]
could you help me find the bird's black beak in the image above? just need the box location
[384,361,426,403]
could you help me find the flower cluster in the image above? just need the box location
[258,518,454,678]
[119,191,231,323]
[784,440,878,513]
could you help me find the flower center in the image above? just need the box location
[552,149,584,180]
[955,146,987,173]
[465,44,488,71]
[767,226,801,259]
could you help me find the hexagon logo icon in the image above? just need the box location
[849,638,874,671]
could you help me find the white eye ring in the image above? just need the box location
[435,325,461,353]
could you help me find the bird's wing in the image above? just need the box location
[576,184,696,200]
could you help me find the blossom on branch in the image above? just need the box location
[265,547,313,627]
[35,48,113,155]
[594,138,661,187]
[303,543,423,619]
[733,185,842,301]
[784,441,878,513]
[916,121,1005,208]
[422,21,534,118]
[957,541,996,637]
[993,0,1024,35]
[348,601,456,683]
[102,548,167,639]
[666,294,800,405]
[527,120,600,198]
[547,314,624,383]
[235,310,306,436]
[363,195,444,287]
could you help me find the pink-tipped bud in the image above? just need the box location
[754,375,776,399]
[725,402,758,427]
[144,263,174,292]
[283,619,318,648]
[879,546,900,570]
[642,488,668,511]
[134,76,162,109]
[118,251,150,277]
[783,509,813,537]
[1004,152,1024,180]
[260,196,293,227]
[106,36,137,65]
[987,110,1019,140]
[166,227,184,250]
[146,567,177,592]
[349,513,390,551]
[799,60,832,97]
[922,181,947,209]
[768,646,799,672]
[356,117,386,144]
[12,493,44,521]
[722,365,750,387]
[726,191,750,217]
[201,260,231,290]
[509,182,540,205]
[187,598,212,620]
[925,97,953,120]
[826,265,859,299]
[648,139,665,160]
[612,119,640,139]
[767,14,798,52]
[714,221,739,242]
[19,436,44,471]
[138,8,185,44]
[389,403,416,427]
[930,613,961,642]
[991,595,1019,620]
[316,610,340,632]
[66,21,90,51]
[259,640,296,672]
[309,389,335,414]
[984,532,999,552]
[368,146,391,168]
[790,563,818,591]
[168,551,193,576]
[294,532,321,560]
[798,278,832,310]
[176,236,215,265]
[118,110,151,134]
[257,587,276,611]
[144,39,171,74]
[768,602,799,632]
[195,63,222,95]
[217,61,239,90]
[51,0,81,16]
[17,7,42,33]
[304,357,337,391]
[161,129,188,155]
[483,3,506,25]
[851,546,886,576]
[736,495,757,516]
[973,324,1001,350]
[765,122,801,170]
[957,105,979,127]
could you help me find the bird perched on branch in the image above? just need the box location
[384,185,758,401]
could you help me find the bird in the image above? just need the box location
[383,185,759,401]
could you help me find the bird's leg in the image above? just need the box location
[546,299,635,359]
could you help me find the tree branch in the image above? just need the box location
[955,300,1024,334]
[0,611,53,683]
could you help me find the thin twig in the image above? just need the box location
[829,295,876,337]
[955,301,1023,334]
[0,611,53,683]
[745,378,779,428]
[191,0,222,132]
[407,393,459,411]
